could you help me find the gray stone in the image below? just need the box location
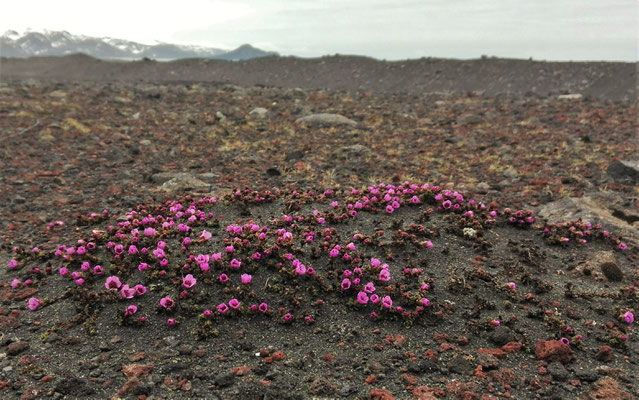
[503,166,519,179]
[151,172,177,184]
[489,325,517,346]
[536,192,639,246]
[547,362,569,381]
[295,113,357,127]
[160,173,211,193]
[607,160,639,184]
[557,93,583,100]
[332,144,371,161]
[248,107,269,119]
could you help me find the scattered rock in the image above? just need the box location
[547,362,569,381]
[160,173,211,193]
[122,363,154,378]
[7,341,29,356]
[249,107,269,119]
[595,345,614,362]
[557,93,583,100]
[308,377,338,395]
[457,114,482,125]
[489,326,516,346]
[600,262,624,282]
[332,144,372,161]
[502,166,519,179]
[215,372,235,388]
[295,113,357,126]
[368,387,395,400]
[477,353,500,370]
[536,193,639,246]
[476,181,491,194]
[580,377,633,400]
[607,160,639,184]
[535,340,575,364]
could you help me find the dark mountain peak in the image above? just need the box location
[1,30,276,61]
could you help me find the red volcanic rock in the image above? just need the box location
[232,366,251,376]
[369,387,395,400]
[580,377,633,400]
[412,386,438,400]
[595,345,614,362]
[122,363,154,378]
[487,368,516,386]
[477,348,507,359]
[534,340,575,364]
[272,350,285,361]
[501,342,522,353]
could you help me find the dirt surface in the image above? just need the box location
[0,59,638,400]
[1,54,637,100]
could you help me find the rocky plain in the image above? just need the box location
[0,55,637,399]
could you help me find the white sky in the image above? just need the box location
[1,0,637,61]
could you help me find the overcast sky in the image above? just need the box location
[1,0,636,61]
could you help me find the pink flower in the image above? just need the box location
[364,282,376,293]
[295,263,307,275]
[341,278,351,290]
[229,299,240,309]
[385,205,394,213]
[218,303,229,313]
[167,318,175,326]
[491,320,500,327]
[81,262,90,271]
[410,196,420,204]
[200,230,212,241]
[370,258,381,268]
[230,259,242,269]
[182,274,197,288]
[59,267,69,276]
[153,248,165,259]
[623,311,634,324]
[105,276,122,290]
[357,291,369,304]
[160,297,175,309]
[329,248,339,257]
[381,295,393,309]
[421,298,430,307]
[121,284,135,299]
[75,278,85,285]
[258,302,268,313]
[253,252,262,260]
[93,265,103,274]
[219,273,229,283]
[560,337,570,346]
[144,227,155,236]
[283,313,292,322]
[226,245,235,253]
[138,263,149,272]
[618,243,627,250]
[506,282,517,290]
[241,274,252,284]
[378,269,391,282]
[28,297,40,311]
[10,278,20,288]
[8,259,18,269]
[370,294,380,304]
[442,200,452,209]
[128,245,138,255]
[124,305,138,316]
[134,284,146,295]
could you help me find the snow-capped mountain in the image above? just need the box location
[0,30,278,61]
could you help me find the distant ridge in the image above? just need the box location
[0,54,635,101]
[0,29,278,61]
